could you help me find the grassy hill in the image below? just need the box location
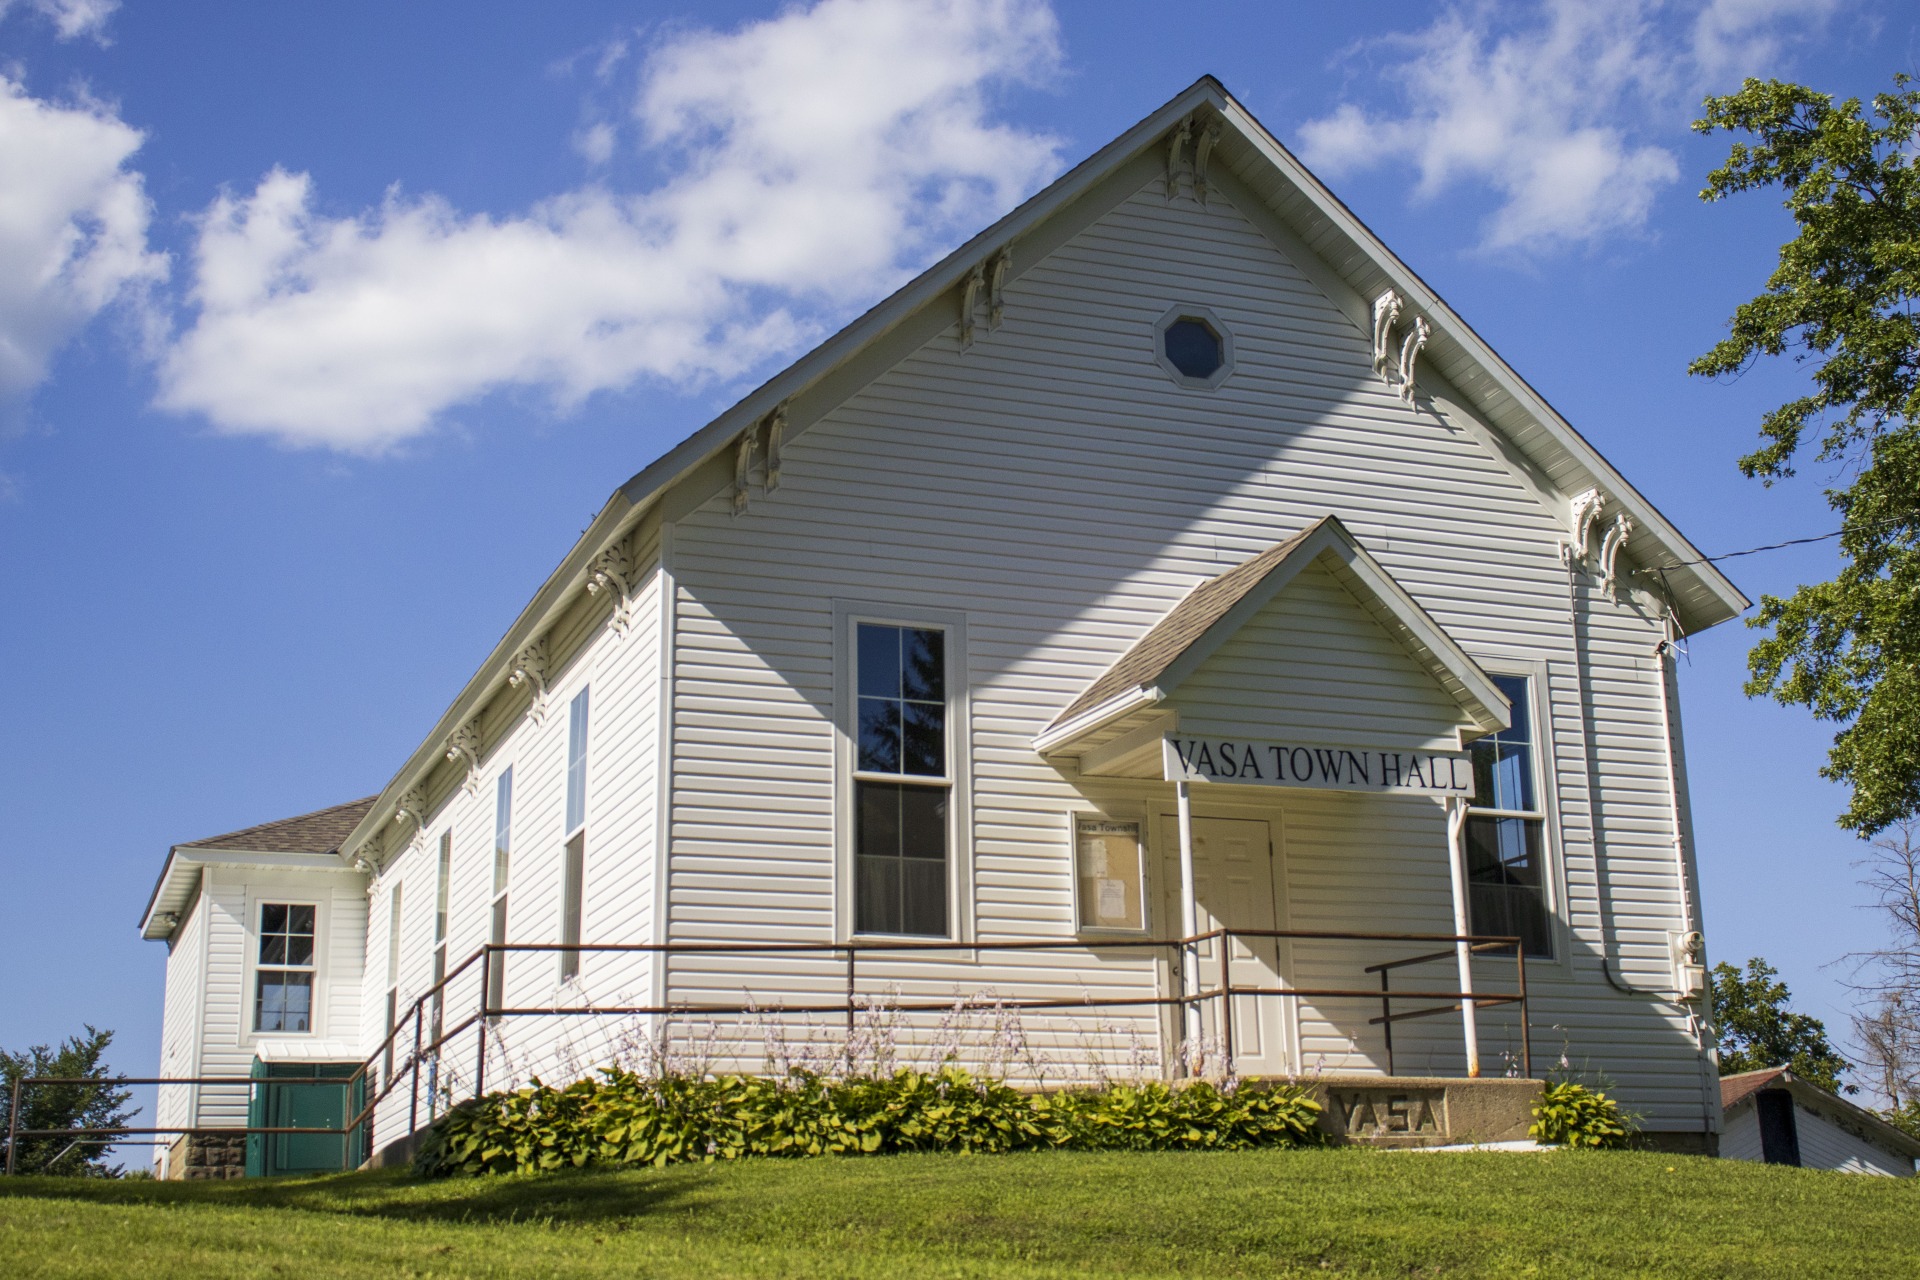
[3,1147,1916,1278]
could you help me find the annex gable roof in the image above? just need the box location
[1033,516,1508,762]
[140,797,377,940]
[324,74,1748,869]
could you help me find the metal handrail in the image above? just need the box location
[6,927,1528,1174]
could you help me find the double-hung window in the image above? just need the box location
[559,688,589,981]
[854,623,949,936]
[255,903,316,1033]
[1466,673,1553,958]
[489,767,512,1014]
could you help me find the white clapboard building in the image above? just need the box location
[1720,1070,1920,1176]
[140,78,1745,1176]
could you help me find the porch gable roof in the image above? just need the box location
[1034,516,1508,757]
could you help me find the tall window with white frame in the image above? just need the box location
[854,623,949,936]
[382,886,402,1082]
[255,903,316,1033]
[559,688,589,982]
[488,766,512,1016]
[431,831,451,1042]
[1466,673,1553,958]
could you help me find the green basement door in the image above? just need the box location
[245,1061,365,1176]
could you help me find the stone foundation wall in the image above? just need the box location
[163,1132,248,1180]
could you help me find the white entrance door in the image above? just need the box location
[1160,815,1291,1076]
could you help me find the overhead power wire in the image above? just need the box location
[1637,513,1915,573]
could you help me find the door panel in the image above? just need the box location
[1160,815,1291,1075]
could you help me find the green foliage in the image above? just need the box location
[0,1026,135,1177]
[414,1067,1323,1177]
[1529,1081,1632,1149]
[1711,957,1853,1093]
[1690,74,1920,835]
[1881,1097,1920,1141]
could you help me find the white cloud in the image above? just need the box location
[0,0,119,42]
[0,75,164,404]
[1297,0,1840,255]
[157,0,1065,453]
[1692,0,1842,86]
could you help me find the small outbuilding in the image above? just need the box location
[1720,1069,1920,1176]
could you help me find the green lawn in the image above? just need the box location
[2,1148,1916,1279]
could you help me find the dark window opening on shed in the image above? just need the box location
[1756,1090,1801,1166]
[1163,317,1223,379]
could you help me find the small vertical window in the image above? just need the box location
[854,624,949,936]
[1466,674,1553,957]
[489,766,512,1015]
[255,903,316,1033]
[560,688,589,980]
[430,831,451,1041]
[383,886,402,1080]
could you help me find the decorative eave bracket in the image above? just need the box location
[1369,290,1430,406]
[446,720,482,795]
[1564,489,1607,567]
[959,246,1011,351]
[393,784,429,844]
[508,637,550,725]
[587,542,635,634]
[1598,514,1635,597]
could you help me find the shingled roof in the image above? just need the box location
[1053,521,1323,727]
[178,796,379,856]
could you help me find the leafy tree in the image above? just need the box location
[0,1026,134,1176]
[1690,75,1920,835]
[1711,957,1852,1093]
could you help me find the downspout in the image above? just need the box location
[1564,550,1665,996]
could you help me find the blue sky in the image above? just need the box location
[1,0,1913,1118]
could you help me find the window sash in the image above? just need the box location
[565,689,590,835]
[254,971,313,1034]
[559,831,585,981]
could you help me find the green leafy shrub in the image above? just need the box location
[1528,1081,1632,1149]
[415,1068,1322,1177]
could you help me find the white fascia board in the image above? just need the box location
[1210,94,1748,631]
[1032,686,1166,755]
[139,847,358,939]
[1150,518,1508,737]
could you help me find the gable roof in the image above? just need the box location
[328,75,1748,866]
[1720,1068,1920,1159]
[140,797,377,940]
[178,797,378,855]
[1036,516,1507,755]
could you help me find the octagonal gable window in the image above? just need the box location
[1154,305,1235,389]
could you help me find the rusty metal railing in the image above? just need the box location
[5,928,1527,1175]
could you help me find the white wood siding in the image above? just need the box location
[657,173,1710,1123]
[362,528,665,1151]
[155,880,207,1145]
[186,865,365,1129]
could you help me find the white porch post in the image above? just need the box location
[1176,778,1201,1069]
[1444,796,1481,1078]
